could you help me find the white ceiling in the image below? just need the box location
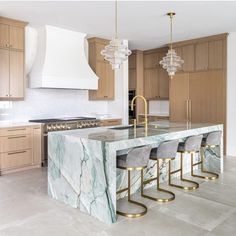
[1,1,236,50]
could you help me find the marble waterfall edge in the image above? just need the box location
[48,123,223,224]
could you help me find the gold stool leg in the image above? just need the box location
[117,169,147,218]
[141,159,175,202]
[169,153,199,191]
[191,148,219,180]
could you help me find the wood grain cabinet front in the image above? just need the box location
[88,37,115,100]
[0,125,42,174]
[0,17,27,100]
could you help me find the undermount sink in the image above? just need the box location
[109,124,144,130]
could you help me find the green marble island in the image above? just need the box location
[48,121,223,224]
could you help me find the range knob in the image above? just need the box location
[53,125,57,131]
[47,125,52,132]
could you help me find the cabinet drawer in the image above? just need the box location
[100,119,122,127]
[0,126,31,137]
[0,134,32,153]
[0,149,32,170]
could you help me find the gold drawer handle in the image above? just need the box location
[8,150,27,155]
[7,129,26,132]
[8,136,27,139]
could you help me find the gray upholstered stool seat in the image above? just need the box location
[169,135,203,191]
[116,145,152,218]
[201,131,222,147]
[149,140,179,161]
[141,140,179,203]
[191,131,221,180]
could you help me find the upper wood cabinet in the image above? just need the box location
[88,37,114,100]
[0,17,27,100]
[143,47,169,100]
[144,52,158,68]
[144,68,158,100]
[195,42,208,71]
[0,24,9,48]
[9,26,24,50]
[209,40,223,70]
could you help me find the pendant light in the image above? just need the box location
[101,0,131,70]
[159,12,184,78]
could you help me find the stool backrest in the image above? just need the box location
[126,145,152,168]
[184,135,203,152]
[156,140,179,159]
[205,131,222,146]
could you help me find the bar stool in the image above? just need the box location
[191,131,221,180]
[169,135,203,190]
[141,140,179,202]
[116,145,152,218]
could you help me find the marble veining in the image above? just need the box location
[48,121,223,224]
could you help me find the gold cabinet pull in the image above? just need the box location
[7,128,26,132]
[8,150,27,155]
[8,135,26,139]
[186,99,189,122]
[189,99,192,122]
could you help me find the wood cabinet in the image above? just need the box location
[138,114,169,123]
[144,69,158,100]
[100,119,122,127]
[88,37,115,100]
[128,50,145,118]
[143,47,169,100]
[170,71,225,123]
[0,125,42,174]
[209,40,223,70]
[169,73,189,122]
[195,42,208,71]
[0,17,27,100]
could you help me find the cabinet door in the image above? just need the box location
[182,44,194,72]
[95,61,107,99]
[0,48,10,98]
[32,126,42,165]
[173,47,183,71]
[209,40,223,69]
[9,51,24,98]
[169,73,189,122]
[195,42,208,71]
[0,24,9,48]
[106,63,114,99]
[9,26,24,50]
[96,42,106,62]
[144,52,158,68]
[129,68,136,90]
[144,68,158,100]
[158,52,169,99]
[189,71,224,123]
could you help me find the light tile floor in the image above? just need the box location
[1,156,236,236]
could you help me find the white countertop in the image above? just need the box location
[0,121,41,128]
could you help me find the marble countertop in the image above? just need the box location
[49,121,222,143]
[138,113,169,117]
[0,121,41,128]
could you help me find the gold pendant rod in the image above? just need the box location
[115,0,118,39]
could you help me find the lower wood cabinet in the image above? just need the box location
[100,119,122,127]
[0,125,42,174]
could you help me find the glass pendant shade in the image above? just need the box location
[101,0,131,70]
[101,37,131,70]
[159,49,184,77]
[160,12,184,77]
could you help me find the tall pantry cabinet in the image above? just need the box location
[169,33,227,149]
[0,17,27,100]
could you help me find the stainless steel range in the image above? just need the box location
[29,117,100,166]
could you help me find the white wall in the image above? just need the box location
[148,100,169,115]
[227,32,236,156]
[0,30,129,122]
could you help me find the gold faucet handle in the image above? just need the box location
[133,118,137,127]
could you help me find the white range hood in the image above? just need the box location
[28,25,98,90]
